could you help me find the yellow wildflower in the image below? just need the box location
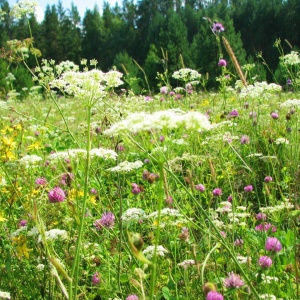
[27,140,42,151]
[16,243,32,259]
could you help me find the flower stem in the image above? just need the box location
[149,160,164,299]
[68,105,92,299]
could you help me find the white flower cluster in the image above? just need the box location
[237,255,251,264]
[148,208,183,218]
[10,0,37,19]
[38,229,68,242]
[19,155,43,168]
[259,295,277,300]
[281,51,300,65]
[50,69,123,101]
[280,98,300,108]
[259,274,279,284]
[103,109,211,136]
[47,148,118,163]
[107,160,143,173]
[172,68,201,82]
[142,245,168,259]
[274,138,289,145]
[148,208,191,227]
[0,290,11,299]
[121,208,146,225]
[177,259,195,269]
[56,60,79,73]
[239,82,282,100]
[259,201,294,214]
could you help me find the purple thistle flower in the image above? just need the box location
[270,112,279,119]
[35,177,48,186]
[169,91,175,96]
[195,184,205,192]
[92,272,100,285]
[264,176,273,183]
[212,188,222,196]
[218,59,227,67]
[240,135,250,144]
[224,272,244,289]
[265,237,282,253]
[206,291,224,300]
[94,212,115,230]
[244,185,253,192]
[258,256,273,268]
[48,187,66,203]
[212,22,225,33]
[126,295,139,300]
[227,195,233,202]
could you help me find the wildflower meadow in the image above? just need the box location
[0,1,299,300]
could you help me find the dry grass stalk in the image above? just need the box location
[222,36,247,87]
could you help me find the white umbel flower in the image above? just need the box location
[142,245,168,259]
[103,109,211,136]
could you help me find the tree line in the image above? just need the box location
[1,0,300,93]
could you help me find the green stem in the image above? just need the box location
[149,161,164,299]
[68,105,92,299]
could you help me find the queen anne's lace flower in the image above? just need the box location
[19,155,43,168]
[104,109,211,136]
[107,160,143,173]
[121,208,146,224]
[142,245,168,259]
[10,0,37,19]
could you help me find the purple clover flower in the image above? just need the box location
[270,112,279,119]
[255,223,276,232]
[195,184,205,192]
[35,177,48,186]
[212,188,222,196]
[224,272,244,289]
[256,212,267,221]
[258,256,273,268]
[19,220,27,227]
[48,187,66,203]
[92,272,100,285]
[228,109,239,118]
[244,185,253,192]
[206,291,224,300]
[240,135,250,144]
[218,59,227,67]
[265,237,282,253]
[264,176,273,183]
[131,183,141,195]
[126,295,139,300]
[160,86,168,94]
[234,239,244,247]
[94,212,115,230]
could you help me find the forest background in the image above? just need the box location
[1,0,300,95]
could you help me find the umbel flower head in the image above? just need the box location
[103,109,211,136]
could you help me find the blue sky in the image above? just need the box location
[8,0,123,22]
